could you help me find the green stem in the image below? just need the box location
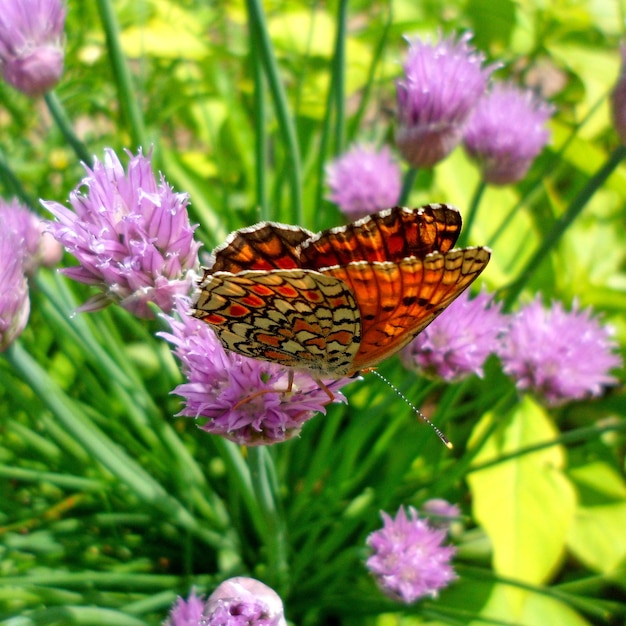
[333,0,348,154]
[458,179,486,246]
[312,0,349,229]
[0,147,33,205]
[503,144,626,309]
[399,167,418,205]
[95,0,148,151]
[246,0,303,224]
[248,447,289,593]
[312,84,335,231]
[43,92,92,164]
[468,419,626,474]
[250,28,268,221]
[347,1,393,139]
[486,198,521,248]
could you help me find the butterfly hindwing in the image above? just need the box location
[208,222,314,273]
[193,269,361,375]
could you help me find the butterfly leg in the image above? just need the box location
[314,377,336,403]
[232,370,337,409]
[232,369,295,410]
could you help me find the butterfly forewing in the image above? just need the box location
[299,204,462,269]
[322,246,491,373]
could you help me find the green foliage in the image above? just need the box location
[1,0,625,625]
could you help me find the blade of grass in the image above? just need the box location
[503,144,626,309]
[5,341,230,552]
[43,92,92,164]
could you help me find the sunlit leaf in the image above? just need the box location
[467,396,577,614]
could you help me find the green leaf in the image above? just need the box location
[467,396,577,612]
[567,461,626,573]
[468,582,592,626]
[466,0,517,50]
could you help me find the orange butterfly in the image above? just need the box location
[192,204,490,383]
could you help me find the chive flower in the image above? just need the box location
[0,0,66,96]
[463,83,553,184]
[0,232,30,351]
[43,148,200,318]
[396,32,495,168]
[164,578,287,626]
[366,506,457,603]
[326,145,401,219]
[402,290,505,382]
[159,299,351,446]
[499,297,622,406]
[0,198,62,274]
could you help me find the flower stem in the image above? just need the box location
[333,0,348,155]
[95,0,148,151]
[399,167,418,205]
[246,0,303,224]
[248,447,289,593]
[312,0,349,230]
[249,26,268,221]
[488,91,608,249]
[43,92,92,164]
[458,179,486,246]
[347,1,393,138]
[0,147,34,206]
[502,144,626,310]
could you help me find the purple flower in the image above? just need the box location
[421,499,462,534]
[0,232,30,351]
[402,290,505,382]
[164,579,287,626]
[165,589,206,626]
[396,32,496,168]
[366,506,457,604]
[0,0,66,96]
[326,145,401,219]
[611,46,626,145]
[0,198,62,274]
[159,299,351,446]
[43,148,200,318]
[499,297,622,406]
[463,83,553,184]
[205,577,287,626]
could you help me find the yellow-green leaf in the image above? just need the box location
[567,461,626,573]
[468,582,591,626]
[467,396,577,614]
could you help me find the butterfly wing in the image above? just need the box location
[299,204,462,268]
[321,246,491,374]
[208,222,314,273]
[192,269,361,376]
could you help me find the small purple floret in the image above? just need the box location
[499,297,621,406]
[326,145,401,219]
[366,505,457,604]
[396,32,496,168]
[464,83,553,184]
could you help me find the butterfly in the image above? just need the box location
[191,204,491,384]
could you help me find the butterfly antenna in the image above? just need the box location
[370,370,453,449]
